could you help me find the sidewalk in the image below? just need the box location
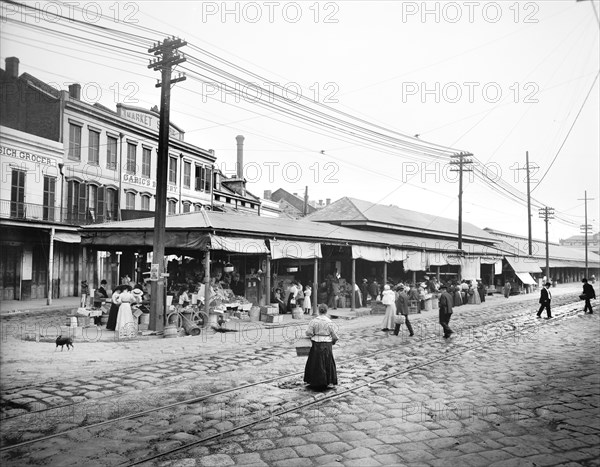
[0,296,81,316]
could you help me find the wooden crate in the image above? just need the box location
[266,314,284,324]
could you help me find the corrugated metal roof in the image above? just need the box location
[305,197,494,241]
[81,210,503,254]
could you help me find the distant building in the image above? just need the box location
[560,232,599,255]
[264,188,330,218]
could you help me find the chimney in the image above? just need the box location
[319,199,323,206]
[326,198,331,205]
[5,57,19,79]
[68,83,81,100]
[293,193,298,197]
[235,135,244,179]
[264,190,272,200]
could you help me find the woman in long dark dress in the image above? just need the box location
[105,285,124,331]
[304,304,339,390]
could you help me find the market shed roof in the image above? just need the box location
[80,210,502,256]
[305,197,495,242]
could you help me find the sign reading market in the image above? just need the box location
[117,104,184,141]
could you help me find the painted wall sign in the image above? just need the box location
[0,145,57,167]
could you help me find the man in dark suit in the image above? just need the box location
[438,284,454,338]
[393,285,414,337]
[537,282,552,319]
[582,278,596,314]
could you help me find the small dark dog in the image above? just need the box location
[55,335,74,351]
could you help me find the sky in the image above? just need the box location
[1,0,599,243]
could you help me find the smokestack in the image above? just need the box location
[235,135,244,179]
[5,57,19,79]
[264,190,272,200]
[68,83,81,100]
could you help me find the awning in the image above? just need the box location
[210,235,268,254]
[426,251,448,266]
[54,232,81,243]
[404,251,426,271]
[80,230,210,250]
[270,240,322,259]
[506,256,542,273]
[516,272,536,285]
[352,245,387,262]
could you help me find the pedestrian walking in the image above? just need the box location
[393,285,414,337]
[537,282,553,319]
[581,278,596,314]
[368,279,379,303]
[380,284,397,331]
[304,304,338,390]
[438,284,454,338]
[503,281,512,298]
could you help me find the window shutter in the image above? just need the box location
[97,186,105,223]
[78,182,87,222]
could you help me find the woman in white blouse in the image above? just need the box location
[304,304,339,389]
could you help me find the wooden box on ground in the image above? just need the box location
[265,314,284,324]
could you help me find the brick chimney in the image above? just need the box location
[68,83,81,100]
[5,57,19,79]
[326,198,331,205]
[235,135,244,179]
[264,190,272,200]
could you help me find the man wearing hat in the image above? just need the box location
[393,285,414,337]
[438,284,454,338]
[537,282,553,319]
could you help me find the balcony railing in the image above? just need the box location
[0,200,118,226]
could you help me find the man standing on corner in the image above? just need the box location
[582,278,596,314]
[438,284,454,339]
[537,281,553,319]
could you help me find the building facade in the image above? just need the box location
[0,57,221,300]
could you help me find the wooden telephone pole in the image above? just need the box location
[147,37,187,332]
[538,206,555,281]
[449,152,473,251]
[578,191,594,278]
[515,152,537,255]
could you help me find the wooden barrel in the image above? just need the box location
[163,324,178,338]
[249,306,260,322]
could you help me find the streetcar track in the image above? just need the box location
[0,293,587,429]
[123,302,588,467]
[0,297,589,464]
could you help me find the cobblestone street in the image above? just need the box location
[1,288,598,466]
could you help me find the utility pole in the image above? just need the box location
[147,37,187,332]
[449,152,473,251]
[516,152,536,255]
[538,206,555,281]
[578,191,594,278]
